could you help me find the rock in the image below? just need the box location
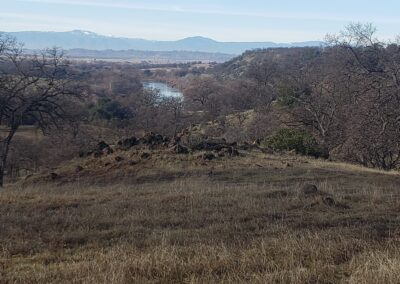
[117,137,138,150]
[190,140,238,152]
[201,152,216,161]
[80,141,113,158]
[75,166,84,173]
[102,147,113,155]
[301,184,318,195]
[140,152,151,160]
[323,197,336,206]
[49,173,58,180]
[170,144,189,154]
[140,132,165,146]
[97,141,110,151]
[97,141,113,156]
[115,156,124,162]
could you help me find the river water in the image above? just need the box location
[143,82,183,98]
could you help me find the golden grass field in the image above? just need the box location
[1,150,400,283]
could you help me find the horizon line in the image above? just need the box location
[1,29,324,44]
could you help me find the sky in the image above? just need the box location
[1,0,399,42]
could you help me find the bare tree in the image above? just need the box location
[292,23,400,168]
[247,57,278,110]
[182,76,220,109]
[0,35,82,187]
[160,96,184,136]
[280,50,358,152]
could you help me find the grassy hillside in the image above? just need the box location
[211,47,321,79]
[1,147,400,283]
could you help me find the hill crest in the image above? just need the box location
[3,30,323,54]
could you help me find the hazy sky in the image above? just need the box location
[1,0,399,42]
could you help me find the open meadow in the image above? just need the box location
[1,150,400,283]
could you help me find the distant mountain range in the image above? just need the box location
[3,30,323,55]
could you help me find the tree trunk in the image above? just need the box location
[0,146,7,188]
[0,165,3,187]
[0,128,17,188]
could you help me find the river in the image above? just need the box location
[143,82,183,98]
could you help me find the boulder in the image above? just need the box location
[140,132,166,146]
[201,152,216,161]
[301,184,318,195]
[97,141,110,151]
[117,137,138,150]
[170,144,189,154]
[191,140,237,152]
[129,160,139,166]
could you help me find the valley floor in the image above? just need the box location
[1,152,400,283]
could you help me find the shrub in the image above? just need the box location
[263,128,328,158]
[91,98,133,121]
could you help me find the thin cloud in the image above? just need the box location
[0,12,101,26]
[13,0,400,24]
[0,12,115,35]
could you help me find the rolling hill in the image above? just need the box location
[3,30,323,55]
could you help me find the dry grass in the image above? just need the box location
[2,151,400,283]
[0,126,43,141]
